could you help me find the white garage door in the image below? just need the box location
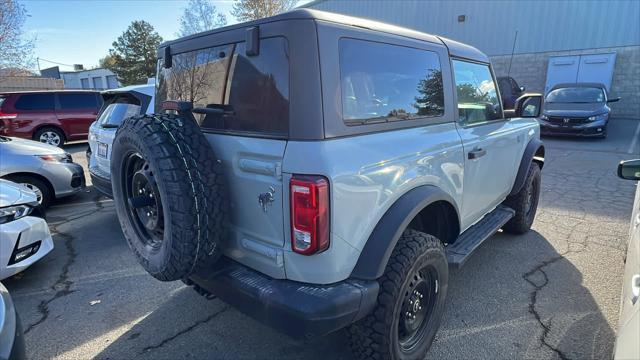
[545,53,616,94]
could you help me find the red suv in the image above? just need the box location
[0,91,102,146]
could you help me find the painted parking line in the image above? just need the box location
[629,120,640,155]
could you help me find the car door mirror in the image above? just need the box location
[618,159,640,180]
[607,97,620,103]
[513,93,542,118]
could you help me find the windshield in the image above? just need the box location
[546,87,605,103]
[98,102,141,127]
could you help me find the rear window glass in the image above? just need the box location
[545,87,605,103]
[0,96,6,109]
[339,39,444,125]
[14,93,55,110]
[60,93,99,109]
[157,37,289,137]
[98,103,141,127]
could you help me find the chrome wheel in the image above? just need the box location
[39,131,61,146]
[20,182,43,204]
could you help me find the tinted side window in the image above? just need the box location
[452,60,502,125]
[14,94,55,110]
[157,37,289,136]
[339,39,444,125]
[59,93,99,109]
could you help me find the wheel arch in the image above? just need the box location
[350,185,460,280]
[2,172,56,199]
[32,124,67,141]
[509,138,544,197]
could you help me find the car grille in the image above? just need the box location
[547,116,588,125]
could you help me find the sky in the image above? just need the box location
[21,0,310,72]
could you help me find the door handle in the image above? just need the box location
[468,148,487,160]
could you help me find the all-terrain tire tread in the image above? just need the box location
[503,162,541,234]
[112,113,227,281]
[348,230,444,360]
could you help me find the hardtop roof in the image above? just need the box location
[160,9,489,63]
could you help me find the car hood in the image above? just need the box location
[0,179,38,207]
[543,102,608,117]
[1,137,66,156]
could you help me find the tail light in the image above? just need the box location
[290,175,329,255]
[0,112,16,135]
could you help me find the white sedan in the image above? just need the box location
[0,179,54,280]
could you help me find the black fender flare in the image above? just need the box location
[350,185,460,280]
[509,138,545,197]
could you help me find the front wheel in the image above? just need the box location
[503,162,541,234]
[349,230,448,360]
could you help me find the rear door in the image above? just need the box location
[157,37,290,278]
[452,60,523,230]
[56,92,100,139]
[11,93,56,139]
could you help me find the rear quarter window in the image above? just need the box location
[339,38,444,125]
[59,93,100,109]
[14,93,55,110]
[157,37,290,137]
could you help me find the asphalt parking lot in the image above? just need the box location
[4,118,640,359]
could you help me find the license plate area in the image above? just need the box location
[97,142,108,158]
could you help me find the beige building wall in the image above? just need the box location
[0,77,64,92]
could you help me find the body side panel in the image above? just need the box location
[282,122,464,284]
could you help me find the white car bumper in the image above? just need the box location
[0,216,54,280]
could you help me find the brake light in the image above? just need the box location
[0,112,17,120]
[290,175,329,255]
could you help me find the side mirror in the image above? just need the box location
[513,93,542,118]
[618,159,640,180]
[520,86,526,92]
[607,97,620,103]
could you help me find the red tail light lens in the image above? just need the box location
[290,175,329,255]
[0,112,16,135]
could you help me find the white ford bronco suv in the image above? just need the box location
[110,9,545,359]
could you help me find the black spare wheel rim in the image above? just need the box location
[123,153,164,251]
[399,266,439,352]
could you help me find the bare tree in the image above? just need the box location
[178,0,227,37]
[231,0,298,22]
[0,0,34,75]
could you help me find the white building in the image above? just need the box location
[60,68,120,90]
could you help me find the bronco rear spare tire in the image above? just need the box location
[111,113,227,281]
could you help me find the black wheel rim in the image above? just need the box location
[398,266,439,352]
[122,153,164,250]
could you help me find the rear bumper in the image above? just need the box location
[89,171,113,198]
[188,257,379,340]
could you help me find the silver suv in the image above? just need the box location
[110,10,545,359]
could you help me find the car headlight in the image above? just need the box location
[89,132,97,142]
[540,114,548,120]
[0,204,32,224]
[587,114,607,122]
[37,153,72,163]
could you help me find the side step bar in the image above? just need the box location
[446,205,515,269]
